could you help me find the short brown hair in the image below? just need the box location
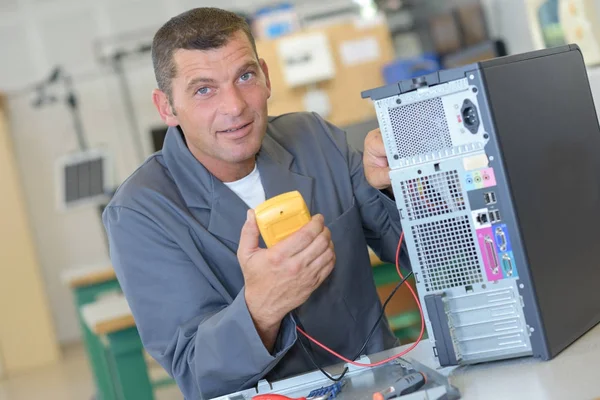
[151,7,258,101]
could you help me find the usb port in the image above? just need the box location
[489,211,497,224]
[493,210,501,222]
[484,191,497,205]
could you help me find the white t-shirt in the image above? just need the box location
[223,164,266,209]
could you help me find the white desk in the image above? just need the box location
[61,263,116,289]
[214,324,600,400]
[80,294,135,335]
[372,324,600,400]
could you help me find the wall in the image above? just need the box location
[480,0,536,55]
[1,0,361,344]
[0,96,60,373]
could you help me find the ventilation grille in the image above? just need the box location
[412,215,483,292]
[64,157,105,204]
[388,97,452,160]
[400,170,465,221]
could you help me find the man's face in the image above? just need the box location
[153,31,271,176]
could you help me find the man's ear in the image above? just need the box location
[259,58,272,99]
[152,89,179,127]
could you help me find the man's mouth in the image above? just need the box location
[220,121,252,133]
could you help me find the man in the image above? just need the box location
[103,7,410,400]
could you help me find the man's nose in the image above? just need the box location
[219,85,246,117]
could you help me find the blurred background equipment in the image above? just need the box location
[55,149,111,211]
[31,66,89,152]
[31,66,113,212]
[253,2,301,39]
[525,0,600,65]
[378,0,508,85]
[443,39,507,69]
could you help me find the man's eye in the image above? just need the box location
[197,87,210,95]
[240,72,253,81]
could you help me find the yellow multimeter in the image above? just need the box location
[254,191,311,248]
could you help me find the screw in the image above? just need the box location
[519,284,524,289]
[472,87,478,93]
[396,98,402,104]
[484,133,489,139]
[393,154,399,160]
[469,74,475,80]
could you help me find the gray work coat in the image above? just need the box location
[103,112,411,399]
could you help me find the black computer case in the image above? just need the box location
[363,44,600,365]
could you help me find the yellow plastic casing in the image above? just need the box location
[254,191,311,248]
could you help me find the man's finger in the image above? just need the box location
[276,214,325,257]
[312,252,336,287]
[306,241,335,273]
[365,165,391,190]
[294,228,331,267]
[238,209,260,261]
[365,129,387,158]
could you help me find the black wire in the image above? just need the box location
[294,318,348,382]
[352,271,414,360]
[294,270,414,383]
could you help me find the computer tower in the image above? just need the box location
[362,44,600,366]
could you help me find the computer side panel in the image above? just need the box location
[479,45,600,359]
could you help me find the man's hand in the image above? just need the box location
[364,128,391,190]
[237,210,336,352]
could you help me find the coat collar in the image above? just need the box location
[162,123,314,247]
